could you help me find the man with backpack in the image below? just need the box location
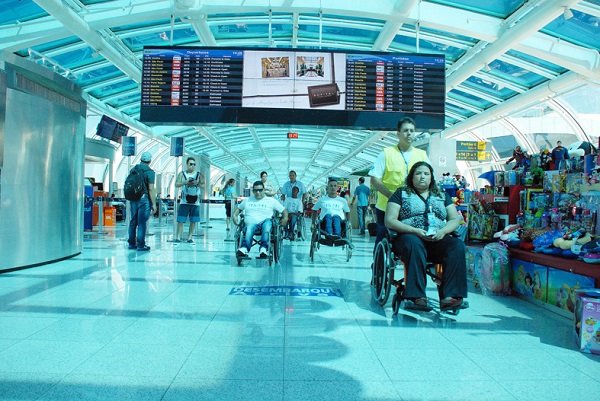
[174,156,205,244]
[126,151,156,251]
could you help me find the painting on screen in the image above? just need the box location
[261,57,290,78]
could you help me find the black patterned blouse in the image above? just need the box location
[388,189,452,230]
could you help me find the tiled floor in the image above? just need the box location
[0,217,599,401]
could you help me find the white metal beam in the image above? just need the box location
[443,71,585,138]
[446,0,583,91]
[34,0,141,82]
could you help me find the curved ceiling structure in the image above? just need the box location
[2,0,599,189]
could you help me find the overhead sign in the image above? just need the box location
[287,132,299,139]
[456,141,491,161]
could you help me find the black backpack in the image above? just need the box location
[124,165,147,201]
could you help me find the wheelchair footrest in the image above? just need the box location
[318,238,335,246]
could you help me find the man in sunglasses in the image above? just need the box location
[233,181,288,258]
[174,157,205,244]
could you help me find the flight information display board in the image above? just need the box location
[141,47,446,130]
[142,49,243,107]
[345,54,445,113]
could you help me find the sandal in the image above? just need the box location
[404,297,432,312]
[440,297,464,311]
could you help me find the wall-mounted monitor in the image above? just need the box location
[96,115,129,144]
[140,47,446,131]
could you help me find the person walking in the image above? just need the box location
[127,152,157,251]
[281,170,307,203]
[369,117,429,251]
[350,177,371,236]
[220,178,237,232]
[174,157,205,244]
[260,171,276,197]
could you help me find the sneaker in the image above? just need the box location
[187,239,195,245]
[236,247,248,257]
[259,247,268,258]
[128,244,137,249]
[137,245,151,252]
[173,239,181,243]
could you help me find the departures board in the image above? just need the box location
[141,47,446,130]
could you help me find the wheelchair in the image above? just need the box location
[234,213,284,266]
[309,217,353,262]
[293,213,307,241]
[371,230,468,315]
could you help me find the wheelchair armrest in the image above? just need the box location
[386,229,399,241]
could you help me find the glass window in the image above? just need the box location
[78,66,123,88]
[15,37,80,57]
[51,46,100,70]
[463,77,519,101]
[541,9,600,50]
[426,0,525,18]
[505,50,567,75]
[448,89,494,109]
[487,59,547,88]
[89,80,137,99]
[122,27,199,51]
[1,0,47,24]
[390,30,466,61]
[108,92,140,109]
[446,103,475,119]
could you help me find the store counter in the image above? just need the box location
[509,248,600,287]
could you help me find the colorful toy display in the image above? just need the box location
[480,242,511,295]
[511,259,547,302]
[548,268,595,313]
[574,289,600,355]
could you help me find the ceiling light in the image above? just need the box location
[564,8,574,20]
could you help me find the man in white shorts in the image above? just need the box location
[233,181,289,258]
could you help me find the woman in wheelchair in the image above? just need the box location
[233,180,288,258]
[384,161,467,312]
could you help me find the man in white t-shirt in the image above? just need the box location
[283,186,303,240]
[233,180,289,258]
[312,178,350,240]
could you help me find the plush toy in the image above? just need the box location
[553,230,592,250]
[493,224,521,241]
[532,229,565,250]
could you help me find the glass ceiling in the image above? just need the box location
[1,0,599,187]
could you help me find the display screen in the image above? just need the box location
[96,115,128,144]
[140,47,446,130]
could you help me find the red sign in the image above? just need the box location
[287,132,298,139]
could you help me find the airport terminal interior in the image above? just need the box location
[1,1,600,400]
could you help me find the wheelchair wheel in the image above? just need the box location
[297,217,306,240]
[391,281,405,315]
[309,226,318,262]
[272,224,282,264]
[234,224,244,265]
[371,238,392,306]
[344,224,352,261]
